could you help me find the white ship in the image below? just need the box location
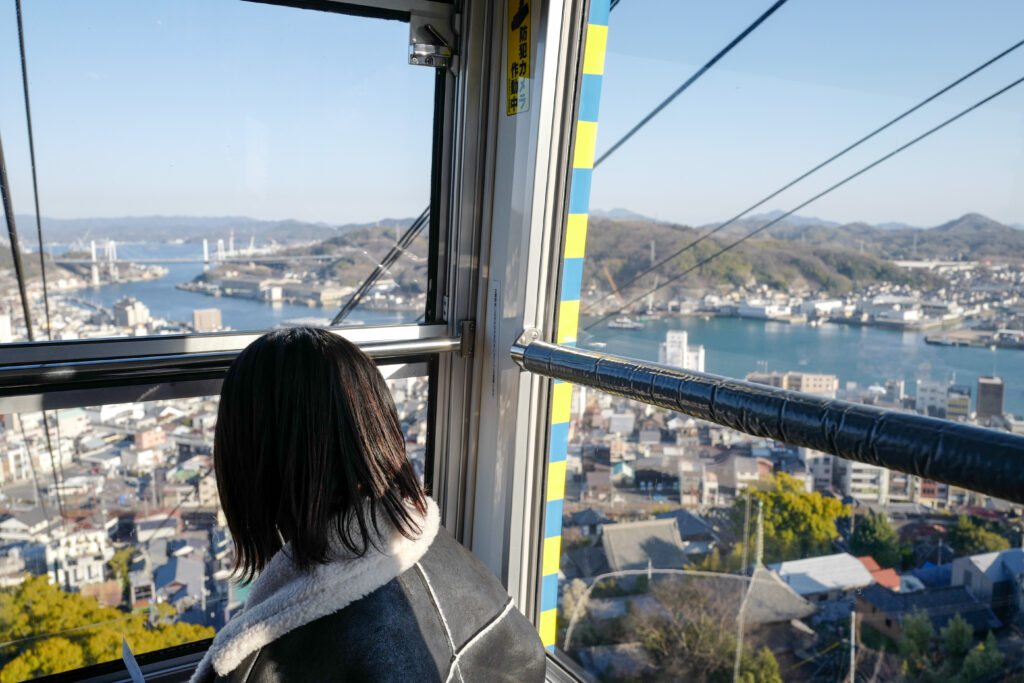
[607,317,645,330]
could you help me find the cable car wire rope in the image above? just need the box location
[16,0,52,340]
[583,74,1024,331]
[331,0,630,325]
[582,35,1024,315]
[592,0,790,169]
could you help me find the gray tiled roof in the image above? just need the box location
[743,568,816,625]
[653,508,717,541]
[860,584,1002,633]
[601,518,689,572]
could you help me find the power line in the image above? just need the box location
[592,0,789,169]
[15,0,51,340]
[0,128,35,342]
[331,207,429,325]
[328,0,631,328]
[582,36,1024,315]
[583,74,1024,332]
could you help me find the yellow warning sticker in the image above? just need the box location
[507,0,530,115]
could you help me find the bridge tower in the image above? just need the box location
[203,238,209,271]
[89,240,100,286]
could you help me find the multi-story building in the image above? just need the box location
[800,448,833,492]
[947,392,970,421]
[113,297,150,327]
[657,331,705,372]
[746,371,839,398]
[836,457,890,504]
[977,376,1005,421]
[192,308,223,333]
[916,380,949,418]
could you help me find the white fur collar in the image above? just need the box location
[190,497,440,681]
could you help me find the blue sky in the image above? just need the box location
[0,0,434,225]
[594,0,1024,227]
[0,0,1022,228]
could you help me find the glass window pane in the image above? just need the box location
[550,383,1018,680]
[548,5,1024,674]
[0,372,427,678]
[0,1,433,343]
[574,2,1023,420]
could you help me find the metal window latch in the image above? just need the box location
[409,15,453,68]
[409,23,451,68]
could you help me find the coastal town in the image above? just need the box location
[554,328,1023,679]
[0,221,1021,679]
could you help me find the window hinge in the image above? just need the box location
[459,320,475,357]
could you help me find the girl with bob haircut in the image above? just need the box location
[192,328,544,682]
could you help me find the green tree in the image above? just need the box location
[939,613,972,661]
[947,516,1009,557]
[740,647,783,683]
[622,576,781,682]
[0,637,85,682]
[850,510,900,568]
[957,632,1003,683]
[0,575,214,681]
[730,473,849,564]
[899,608,934,675]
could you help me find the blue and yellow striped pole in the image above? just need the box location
[538,0,609,652]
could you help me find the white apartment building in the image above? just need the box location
[657,330,706,372]
[800,448,833,492]
[836,457,890,504]
[916,380,949,418]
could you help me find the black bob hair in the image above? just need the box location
[214,327,426,580]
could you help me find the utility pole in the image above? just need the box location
[849,609,856,683]
[741,492,752,574]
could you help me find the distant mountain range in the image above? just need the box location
[582,211,1024,299]
[11,214,417,246]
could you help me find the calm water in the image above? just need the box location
[70,243,412,329]
[62,243,1022,416]
[584,316,1024,417]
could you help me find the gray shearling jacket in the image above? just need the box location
[191,498,546,682]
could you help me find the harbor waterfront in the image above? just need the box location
[68,242,415,329]
[42,242,1022,416]
[582,315,1024,417]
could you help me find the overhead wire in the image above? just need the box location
[329,0,630,326]
[15,0,51,340]
[0,129,35,341]
[331,206,430,325]
[582,36,1024,315]
[592,0,790,169]
[583,74,1024,331]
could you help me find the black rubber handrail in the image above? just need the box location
[511,340,1024,504]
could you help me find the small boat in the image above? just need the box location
[607,317,645,330]
[589,341,607,349]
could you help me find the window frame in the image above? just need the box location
[0,1,464,680]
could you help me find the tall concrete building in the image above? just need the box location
[977,376,1005,420]
[192,308,223,333]
[113,297,150,327]
[915,380,949,418]
[658,330,705,372]
[746,371,839,398]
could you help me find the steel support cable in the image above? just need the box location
[331,206,429,325]
[329,0,631,327]
[583,74,1024,331]
[0,129,35,341]
[15,0,51,340]
[582,36,1024,315]
[592,0,789,169]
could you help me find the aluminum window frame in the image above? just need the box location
[0,1,465,680]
